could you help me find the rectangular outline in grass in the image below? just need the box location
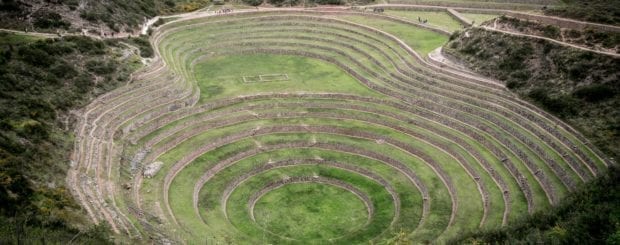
[243,74,289,83]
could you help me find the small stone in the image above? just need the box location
[143,161,164,178]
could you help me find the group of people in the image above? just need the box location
[215,8,233,14]
[417,16,428,24]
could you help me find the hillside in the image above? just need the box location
[450,165,620,244]
[0,0,379,34]
[0,0,210,34]
[444,27,619,161]
[0,31,147,243]
[545,0,620,25]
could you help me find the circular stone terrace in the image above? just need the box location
[67,6,610,244]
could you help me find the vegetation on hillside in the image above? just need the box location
[545,0,620,25]
[449,165,620,244]
[492,16,620,52]
[0,0,211,33]
[0,32,142,243]
[444,27,620,161]
[0,0,381,33]
[445,27,620,243]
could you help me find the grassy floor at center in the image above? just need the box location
[193,54,382,102]
[254,183,369,241]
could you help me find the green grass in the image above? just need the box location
[193,54,382,102]
[120,11,605,244]
[153,115,479,241]
[254,183,369,241]
[180,19,586,198]
[384,10,465,32]
[226,165,395,244]
[0,31,45,48]
[134,94,526,227]
[336,15,449,56]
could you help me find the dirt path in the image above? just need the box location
[0,28,57,38]
[481,26,620,57]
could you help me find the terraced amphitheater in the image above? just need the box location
[67,7,612,244]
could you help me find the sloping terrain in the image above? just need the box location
[450,165,620,244]
[0,1,617,243]
[67,9,609,244]
[544,0,620,25]
[0,0,211,34]
[0,31,145,243]
[444,27,620,162]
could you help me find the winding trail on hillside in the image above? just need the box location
[483,19,620,57]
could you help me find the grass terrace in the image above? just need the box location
[384,10,464,32]
[67,7,608,245]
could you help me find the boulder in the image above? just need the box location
[143,161,164,178]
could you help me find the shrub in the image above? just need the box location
[528,88,577,117]
[541,25,560,38]
[79,11,100,22]
[152,18,166,27]
[449,31,460,41]
[33,11,71,29]
[17,46,54,67]
[498,43,532,71]
[164,0,176,7]
[573,84,616,102]
[509,70,531,82]
[86,60,117,75]
[18,119,48,140]
[128,36,153,58]
[242,0,263,6]
[65,36,106,55]
[460,41,479,55]
[313,0,343,5]
[34,39,75,56]
[566,60,593,81]
[50,62,78,79]
[268,0,287,6]
[506,80,524,89]
[0,0,23,12]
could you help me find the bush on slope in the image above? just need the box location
[444,28,620,161]
[545,0,620,25]
[0,33,139,243]
[449,165,620,244]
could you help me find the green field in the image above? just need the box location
[385,10,464,32]
[194,54,381,102]
[336,15,449,55]
[69,8,607,245]
[253,183,369,241]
